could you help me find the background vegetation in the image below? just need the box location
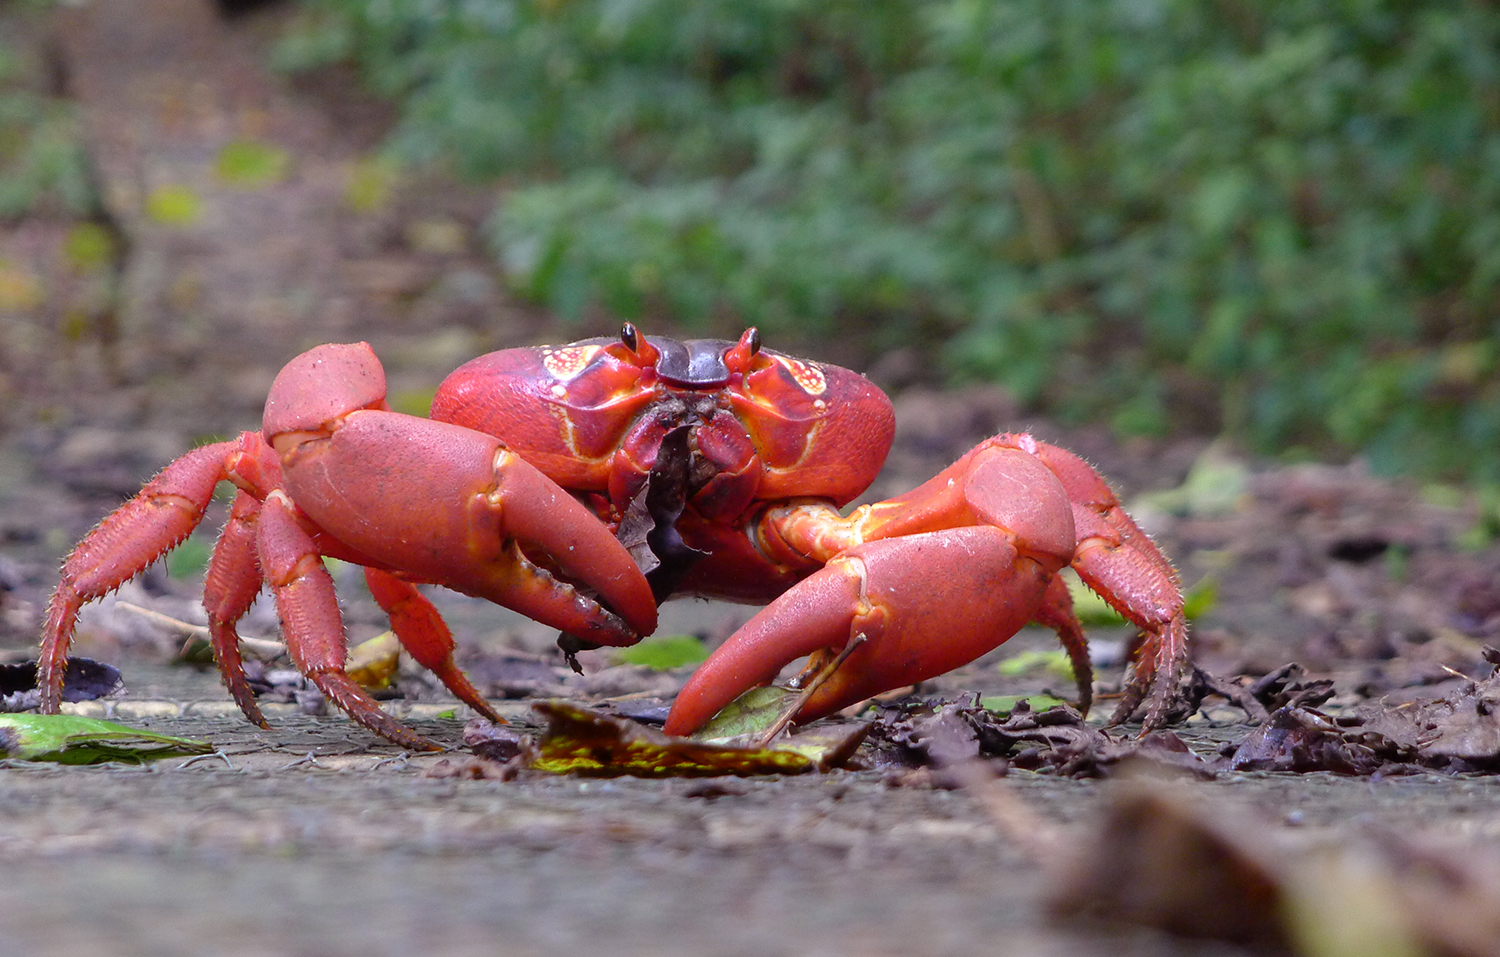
[0,35,95,220]
[12,0,1499,480]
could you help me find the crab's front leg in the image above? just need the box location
[663,443,1086,735]
[1024,438,1188,728]
[253,343,659,746]
[265,343,658,648]
[663,435,1188,736]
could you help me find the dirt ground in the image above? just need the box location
[5,3,1500,955]
[7,393,1500,957]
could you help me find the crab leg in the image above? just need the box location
[363,568,505,723]
[202,489,269,727]
[38,438,241,712]
[1029,441,1186,727]
[667,436,1186,736]
[1030,574,1094,715]
[257,492,440,751]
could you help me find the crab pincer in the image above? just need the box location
[264,343,657,646]
[252,345,658,748]
[662,437,1187,737]
[663,526,1064,736]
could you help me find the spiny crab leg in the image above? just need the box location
[40,341,658,750]
[256,490,442,752]
[363,567,504,725]
[1026,439,1187,728]
[39,439,242,712]
[202,488,270,728]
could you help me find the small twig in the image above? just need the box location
[278,752,328,771]
[370,752,411,772]
[115,601,286,659]
[1194,667,1271,724]
[177,750,235,771]
[755,635,868,749]
[116,601,207,636]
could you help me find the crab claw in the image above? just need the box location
[266,344,657,646]
[281,413,656,644]
[662,526,1057,736]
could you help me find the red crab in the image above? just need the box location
[37,326,1187,749]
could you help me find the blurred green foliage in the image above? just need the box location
[0,40,96,219]
[282,1,1500,477]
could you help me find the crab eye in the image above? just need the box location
[620,322,639,353]
[724,327,763,374]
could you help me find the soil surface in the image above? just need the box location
[4,3,1500,955]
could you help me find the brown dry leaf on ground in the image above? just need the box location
[1226,707,1414,775]
[1357,645,1500,772]
[1046,778,1500,957]
[867,697,1215,781]
[1228,646,1500,775]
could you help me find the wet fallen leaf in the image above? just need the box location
[530,701,862,777]
[0,714,211,764]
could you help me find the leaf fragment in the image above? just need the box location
[695,686,800,741]
[346,631,400,690]
[531,701,860,777]
[613,634,708,671]
[0,714,211,764]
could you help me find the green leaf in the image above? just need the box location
[0,714,211,764]
[996,649,1077,680]
[613,634,708,671]
[145,184,202,226]
[694,686,799,741]
[214,140,290,188]
[980,694,1067,714]
[1183,579,1219,621]
[63,222,116,272]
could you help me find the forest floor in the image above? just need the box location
[3,2,1500,955]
